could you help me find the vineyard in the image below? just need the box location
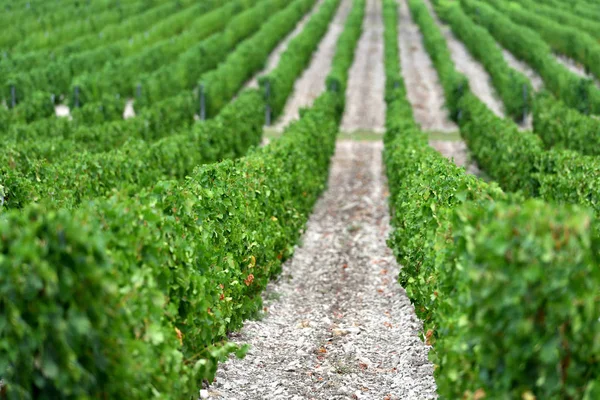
[1,0,599,398]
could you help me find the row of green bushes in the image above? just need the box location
[325,0,365,99]
[432,0,532,121]
[133,0,308,112]
[0,0,162,51]
[385,1,600,398]
[2,0,228,104]
[483,0,600,83]
[511,0,600,41]
[261,0,343,120]
[0,92,193,163]
[0,89,263,210]
[533,0,600,22]
[200,0,321,118]
[0,0,314,162]
[533,94,600,156]
[72,0,268,107]
[411,0,600,217]
[406,0,467,121]
[1,0,180,75]
[13,0,189,54]
[0,0,366,394]
[0,0,338,210]
[460,0,600,115]
[0,89,341,400]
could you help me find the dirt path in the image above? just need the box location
[398,0,456,132]
[501,49,544,92]
[211,141,437,400]
[554,54,600,88]
[420,0,504,118]
[245,1,324,90]
[340,0,386,133]
[273,0,352,131]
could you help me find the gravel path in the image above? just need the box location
[420,0,504,118]
[273,0,352,131]
[398,0,456,132]
[500,49,544,92]
[211,141,437,400]
[245,0,324,90]
[340,0,386,133]
[554,54,600,88]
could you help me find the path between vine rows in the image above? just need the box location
[397,0,479,174]
[272,0,352,131]
[245,0,324,90]
[340,0,386,133]
[421,0,504,118]
[210,141,436,400]
[397,0,455,132]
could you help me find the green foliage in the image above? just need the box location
[407,0,469,121]
[382,2,600,398]
[0,205,194,399]
[69,95,127,125]
[533,93,600,156]
[434,200,600,399]
[71,0,249,107]
[261,0,342,119]
[458,93,544,196]
[135,0,267,110]
[432,0,532,121]
[2,91,55,125]
[200,0,315,118]
[0,91,342,399]
[0,92,199,170]
[325,0,365,99]
[461,0,600,115]
[0,90,265,210]
[510,0,600,41]
[2,0,226,105]
[531,0,600,23]
[484,0,600,83]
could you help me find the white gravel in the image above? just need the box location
[501,49,544,92]
[211,141,437,400]
[554,54,600,88]
[498,47,543,129]
[340,0,386,134]
[398,0,456,132]
[245,0,324,90]
[420,0,504,118]
[273,0,352,131]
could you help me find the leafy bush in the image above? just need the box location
[0,90,342,399]
[261,0,342,119]
[325,0,365,99]
[0,90,265,210]
[382,2,600,398]
[434,200,600,399]
[461,0,600,115]
[407,0,468,121]
[485,0,600,83]
[200,0,315,117]
[432,0,532,121]
[533,93,600,156]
